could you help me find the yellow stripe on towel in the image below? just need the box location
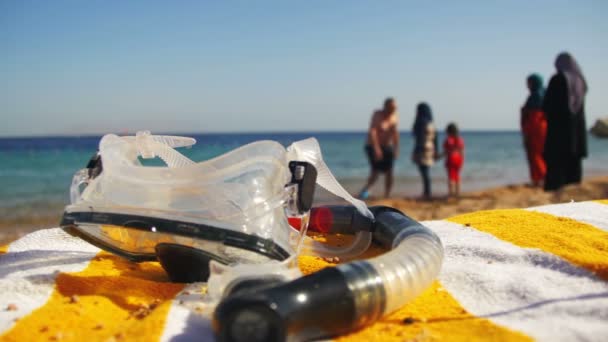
[0,245,7,255]
[449,209,608,281]
[336,281,531,342]
[596,200,608,205]
[298,238,531,342]
[1,252,184,342]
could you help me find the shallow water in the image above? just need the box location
[1,131,607,219]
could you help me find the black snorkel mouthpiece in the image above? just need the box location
[213,261,385,342]
[155,243,218,283]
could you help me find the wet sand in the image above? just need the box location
[1,175,608,246]
[0,204,65,246]
[368,175,608,221]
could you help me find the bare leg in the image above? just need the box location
[384,169,393,198]
[418,164,431,199]
[360,169,379,195]
[450,181,458,196]
[455,181,460,197]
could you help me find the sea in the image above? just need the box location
[1,131,607,221]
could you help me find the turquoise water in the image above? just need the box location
[1,131,607,219]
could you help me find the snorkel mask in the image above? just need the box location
[60,131,444,341]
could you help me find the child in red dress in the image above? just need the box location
[443,123,464,197]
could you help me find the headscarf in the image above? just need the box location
[413,102,433,137]
[524,73,544,109]
[555,52,588,113]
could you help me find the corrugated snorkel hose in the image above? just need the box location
[213,206,444,342]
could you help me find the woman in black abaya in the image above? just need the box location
[542,52,588,191]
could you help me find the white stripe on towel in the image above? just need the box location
[528,201,608,232]
[0,228,98,333]
[428,220,608,342]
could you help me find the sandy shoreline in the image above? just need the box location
[369,175,608,221]
[1,175,607,246]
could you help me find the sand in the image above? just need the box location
[2,175,608,246]
[368,175,608,221]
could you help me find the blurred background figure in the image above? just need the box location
[359,98,399,199]
[520,73,547,187]
[442,123,465,197]
[411,103,438,200]
[543,52,588,191]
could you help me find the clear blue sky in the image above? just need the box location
[1,1,607,136]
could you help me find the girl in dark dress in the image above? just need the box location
[412,103,438,199]
[542,52,588,191]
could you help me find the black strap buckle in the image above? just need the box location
[86,151,103,179]
[288,161,317,214]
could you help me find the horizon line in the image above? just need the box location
[0,128,526,139]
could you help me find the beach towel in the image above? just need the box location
[1,200,607,341]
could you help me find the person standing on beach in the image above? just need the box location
[412,102,438,200]
[442,123,464,197]
[521,73,547,187]
[542,52,588,191]
[359,98,399,199]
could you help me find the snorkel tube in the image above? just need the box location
[213,205,443,342]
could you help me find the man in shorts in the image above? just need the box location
[359,98,399,199]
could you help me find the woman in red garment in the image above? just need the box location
[443,123,464,197]
[520,73,547,187]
